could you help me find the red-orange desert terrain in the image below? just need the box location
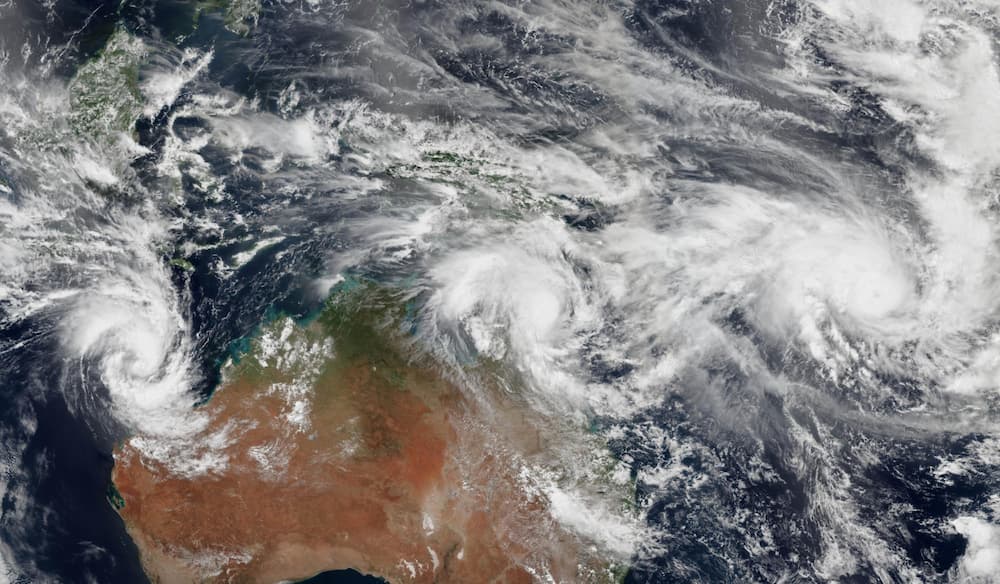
[112,289,621,583]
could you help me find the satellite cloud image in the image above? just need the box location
[1,0,1000,583]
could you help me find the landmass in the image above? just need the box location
[69,26,145,138]
[112,283,628,583]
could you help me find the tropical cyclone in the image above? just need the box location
[111,283,627,583]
